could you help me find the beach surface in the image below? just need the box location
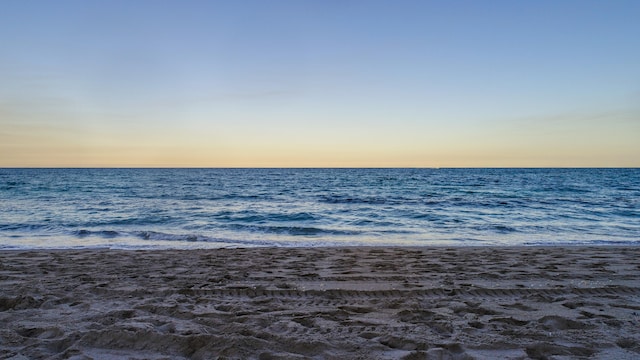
[1,247,639,359]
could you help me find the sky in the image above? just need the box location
[1,0,639,167]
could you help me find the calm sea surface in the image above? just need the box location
[0,168,638,249]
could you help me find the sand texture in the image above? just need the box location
[1,247,639,359]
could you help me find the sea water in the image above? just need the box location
[0,168,638,249]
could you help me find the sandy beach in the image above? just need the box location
[1,247,639,359]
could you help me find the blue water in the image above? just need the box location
[0,168,638,249]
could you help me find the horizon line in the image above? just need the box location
[2,166,638,170]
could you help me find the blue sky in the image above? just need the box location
[1,0,639,166]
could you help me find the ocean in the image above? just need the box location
[0,168,638,249]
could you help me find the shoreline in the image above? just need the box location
[3,242,640,251]
[2,246,639,359]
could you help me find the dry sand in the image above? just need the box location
[1,247,639,359]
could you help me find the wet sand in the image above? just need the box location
[1,246,639,359]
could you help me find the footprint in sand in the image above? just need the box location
[538,315,592,331]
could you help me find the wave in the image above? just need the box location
[348,219,400,227]
[318,194,420,205]
[134,231,198,241]
[132,231,300,248]
[68,229,288,248]
[74,229,120,238]
[225,223,361,236]
[471,224,519,234]
[71,216,176,227]
[0,224,56,232]
[213,211,318,223]
[317,194,542,209]
[68,230,211,243]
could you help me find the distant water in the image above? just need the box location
[1,168,638,249]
